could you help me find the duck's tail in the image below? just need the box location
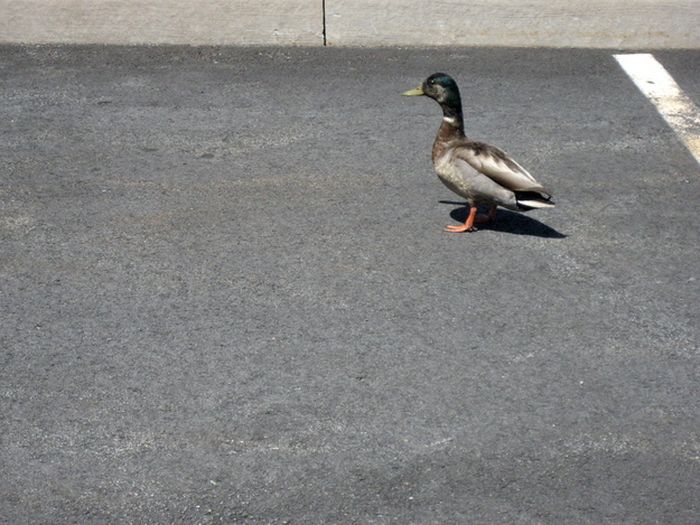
[515,190,555,211]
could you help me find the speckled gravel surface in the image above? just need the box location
[1,45,698,524]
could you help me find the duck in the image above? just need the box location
[402,73,554,232]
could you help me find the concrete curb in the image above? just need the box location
[325,1,700,49]
[0,1,698,48]
[0,1,323,46]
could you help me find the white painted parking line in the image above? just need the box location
[614,53,700,165]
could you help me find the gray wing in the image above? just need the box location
[455,142,552,198]
[443,156,518,208]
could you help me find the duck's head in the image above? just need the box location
[402,73,462,108]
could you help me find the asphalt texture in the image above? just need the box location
[1,45,699,524]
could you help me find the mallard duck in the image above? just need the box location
[403,73,554,232]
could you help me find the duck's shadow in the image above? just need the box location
[440,201,567,238]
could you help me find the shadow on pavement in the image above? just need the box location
[440,201,567,238]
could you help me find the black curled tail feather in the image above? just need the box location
[515,190,555,211]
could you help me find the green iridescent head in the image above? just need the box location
[402,72,462,109]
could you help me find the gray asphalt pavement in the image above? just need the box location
[1,45,699,524]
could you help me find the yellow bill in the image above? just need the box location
[401,86,424,96]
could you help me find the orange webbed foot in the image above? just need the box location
[444,224,477,233]
[444,205,478,233]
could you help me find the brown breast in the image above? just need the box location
[432,120,463,163]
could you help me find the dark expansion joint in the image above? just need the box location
[322,0,327,46]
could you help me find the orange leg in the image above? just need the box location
[476,205,498,224]
[445,205,478,233]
